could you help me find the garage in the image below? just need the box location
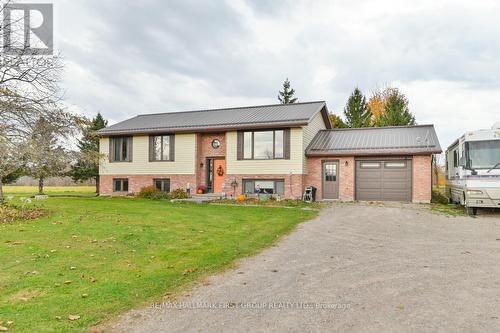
[355,159,412,201]
[306,125,441,203]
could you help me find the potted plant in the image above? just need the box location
[197,185,207,194]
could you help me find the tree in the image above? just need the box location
[328,113,346,128]
[25,117,71,195]
[278,78,298,104]
[378,88,416,126]
[0,131,25,203]
[343,88,371,128]
[68,113,107,192]
[367,91,386,126]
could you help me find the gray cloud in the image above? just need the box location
[54,0,500,149]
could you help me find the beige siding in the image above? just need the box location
[99,134,196,175]
[225,128,304,174]
[302,112,327,172]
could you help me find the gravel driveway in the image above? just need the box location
[109,203,500,333]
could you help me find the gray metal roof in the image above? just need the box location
[306,125,442,156]
[98,101,330,135]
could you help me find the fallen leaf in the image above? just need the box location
[90,277,97,283]
[271,269,278,273]
[6,322,13,327]
[81,293,88,298]
[55,316,61,320]
[0,326,7,332]
[68,315,80,321]
[70,266,76,270]
[396,305,404,310]
[63,280,72,285]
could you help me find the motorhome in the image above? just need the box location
[446,123,500,215]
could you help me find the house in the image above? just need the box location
[97,101,441,202]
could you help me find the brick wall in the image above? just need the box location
[100,174,196,195]
[196,133,226,186]
[305,156,355,200]
[221,174,304,199]
[412,155,432,203]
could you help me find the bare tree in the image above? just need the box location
[25,117,71,194]
[0,1,76,202]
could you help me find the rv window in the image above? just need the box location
[453,150,458,167]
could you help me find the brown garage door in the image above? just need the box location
[356,159,412,201]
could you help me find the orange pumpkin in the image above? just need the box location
[237,194,246,202]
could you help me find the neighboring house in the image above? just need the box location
[97,101,441,202]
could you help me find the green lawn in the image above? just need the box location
[0,187,318,332]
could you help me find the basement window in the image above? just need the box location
[113,178,129,192]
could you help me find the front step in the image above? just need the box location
[191,192,226,199]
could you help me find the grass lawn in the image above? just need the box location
[0,186,318,332]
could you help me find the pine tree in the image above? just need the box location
[69,113,107,192]
[343,88,371,128]
[378,88,416,126]
[278,78,298,104]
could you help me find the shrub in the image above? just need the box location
[137,186,160,199]
[431,189,449,205]
[170,188,189,199]
[137,186,172,200]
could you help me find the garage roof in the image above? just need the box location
[306,125,442,156]
[98,101,331,136]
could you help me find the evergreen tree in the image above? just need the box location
[328,113,346,128]
[278,78,298,104]
[343,88,371,128]
[69,113,107,192]
[378,88,416,126]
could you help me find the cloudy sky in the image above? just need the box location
[51,0,500,149]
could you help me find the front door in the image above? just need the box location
[323,161,339,199]
[207,158,226,193]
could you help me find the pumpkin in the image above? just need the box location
[237,194,246,202]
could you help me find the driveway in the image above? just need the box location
[109,203,500,333]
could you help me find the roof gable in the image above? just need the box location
[98,101,330,136]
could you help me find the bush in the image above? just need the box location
[170,188,189,199]
[137,186,160,199]
[137,186,172,200]
[431,189,449,205]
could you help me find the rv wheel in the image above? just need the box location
[466,207,477,216]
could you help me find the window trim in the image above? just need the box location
[242,179,285,195]
[113,178,129,192]
[238,129,290,160]
[149,134,175,162]
[153,178,171,192]
[109,136,133,163]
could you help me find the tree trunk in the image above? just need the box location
[0,177,4,205]
[95,175,100,194]
[38,177,44,195]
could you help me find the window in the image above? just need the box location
[113,178,129,192]
[242,179,285,195]
[149,135,174,161]
[240,129,289,160]
[325,164,337,181]
[466,140,500,169]
[453,150,458,167]
[360,162,380,168]
[154,179,170,192]
[385,162,406,168]
[110,137,132,162]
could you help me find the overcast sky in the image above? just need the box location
[52,0,500,149]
